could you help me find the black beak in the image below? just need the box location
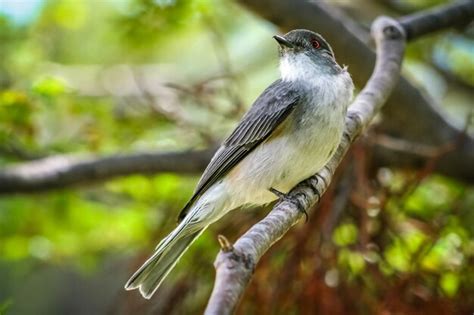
[273,35,294,48]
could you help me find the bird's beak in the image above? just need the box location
[273,35,294,49]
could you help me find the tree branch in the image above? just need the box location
[204,16,407,315]
[399,0,474,40]
[0,1,472,194]
[238,0,474,182]
[0,149,214,194]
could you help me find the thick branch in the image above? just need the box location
[399,0,474,40]
[0,149,214,194]
[204,16,407,315]
[238,0,474,182]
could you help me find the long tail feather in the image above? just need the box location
[124,227,206,299]
[125,182,228,298]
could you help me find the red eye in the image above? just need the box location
[311,39,320,49]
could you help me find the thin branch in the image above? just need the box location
[131,69,218,145]
[0,149,214,194]
[204,16,407,315]
[372,134,456,158]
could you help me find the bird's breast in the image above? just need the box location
[224,71,353,209]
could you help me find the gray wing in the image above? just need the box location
[178,79,300,221]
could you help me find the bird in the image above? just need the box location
[125,29,354,299]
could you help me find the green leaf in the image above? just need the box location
[338,249,366,275]
[333,222,358,247]
[440,272,460,297]
[32,76,67,97]
[384,240,410,272]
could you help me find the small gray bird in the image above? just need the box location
[125,29,354,298]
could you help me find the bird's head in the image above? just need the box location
[274,29,341,81]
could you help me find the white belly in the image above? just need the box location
[221,81,352,211]
[222,110,345,210]
[192,55,354,223]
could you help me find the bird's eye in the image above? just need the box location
[311,39,320,49]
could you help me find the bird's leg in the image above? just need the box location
[269,187,308,223]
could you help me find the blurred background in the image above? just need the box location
[0,0,473,314]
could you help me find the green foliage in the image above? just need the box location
[0,173,198,278]
[0,299,13,315]
[0,0,473,313]
[338,249,366,275]
[440,272,460,297]
[32,76,67,97]
[434,35,474,86]
[332,222,358,246]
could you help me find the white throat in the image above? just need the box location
[279,53,329,83]
[279,52,354,117]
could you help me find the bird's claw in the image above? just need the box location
[269,187,309,223]
[269,187,286,199]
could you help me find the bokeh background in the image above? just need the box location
[0,0,473,314]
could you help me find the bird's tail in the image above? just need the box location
[124,223,207,299]
[125,182,229,298]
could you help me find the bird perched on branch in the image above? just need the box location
[125,29,354,299]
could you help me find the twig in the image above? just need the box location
[131,69,218,145]
[373,134,455,158]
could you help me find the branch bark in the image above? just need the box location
[0,149,214,194]
[204,16,407,315]
[399,0,474,40]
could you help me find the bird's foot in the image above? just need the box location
[269,187,308,223]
